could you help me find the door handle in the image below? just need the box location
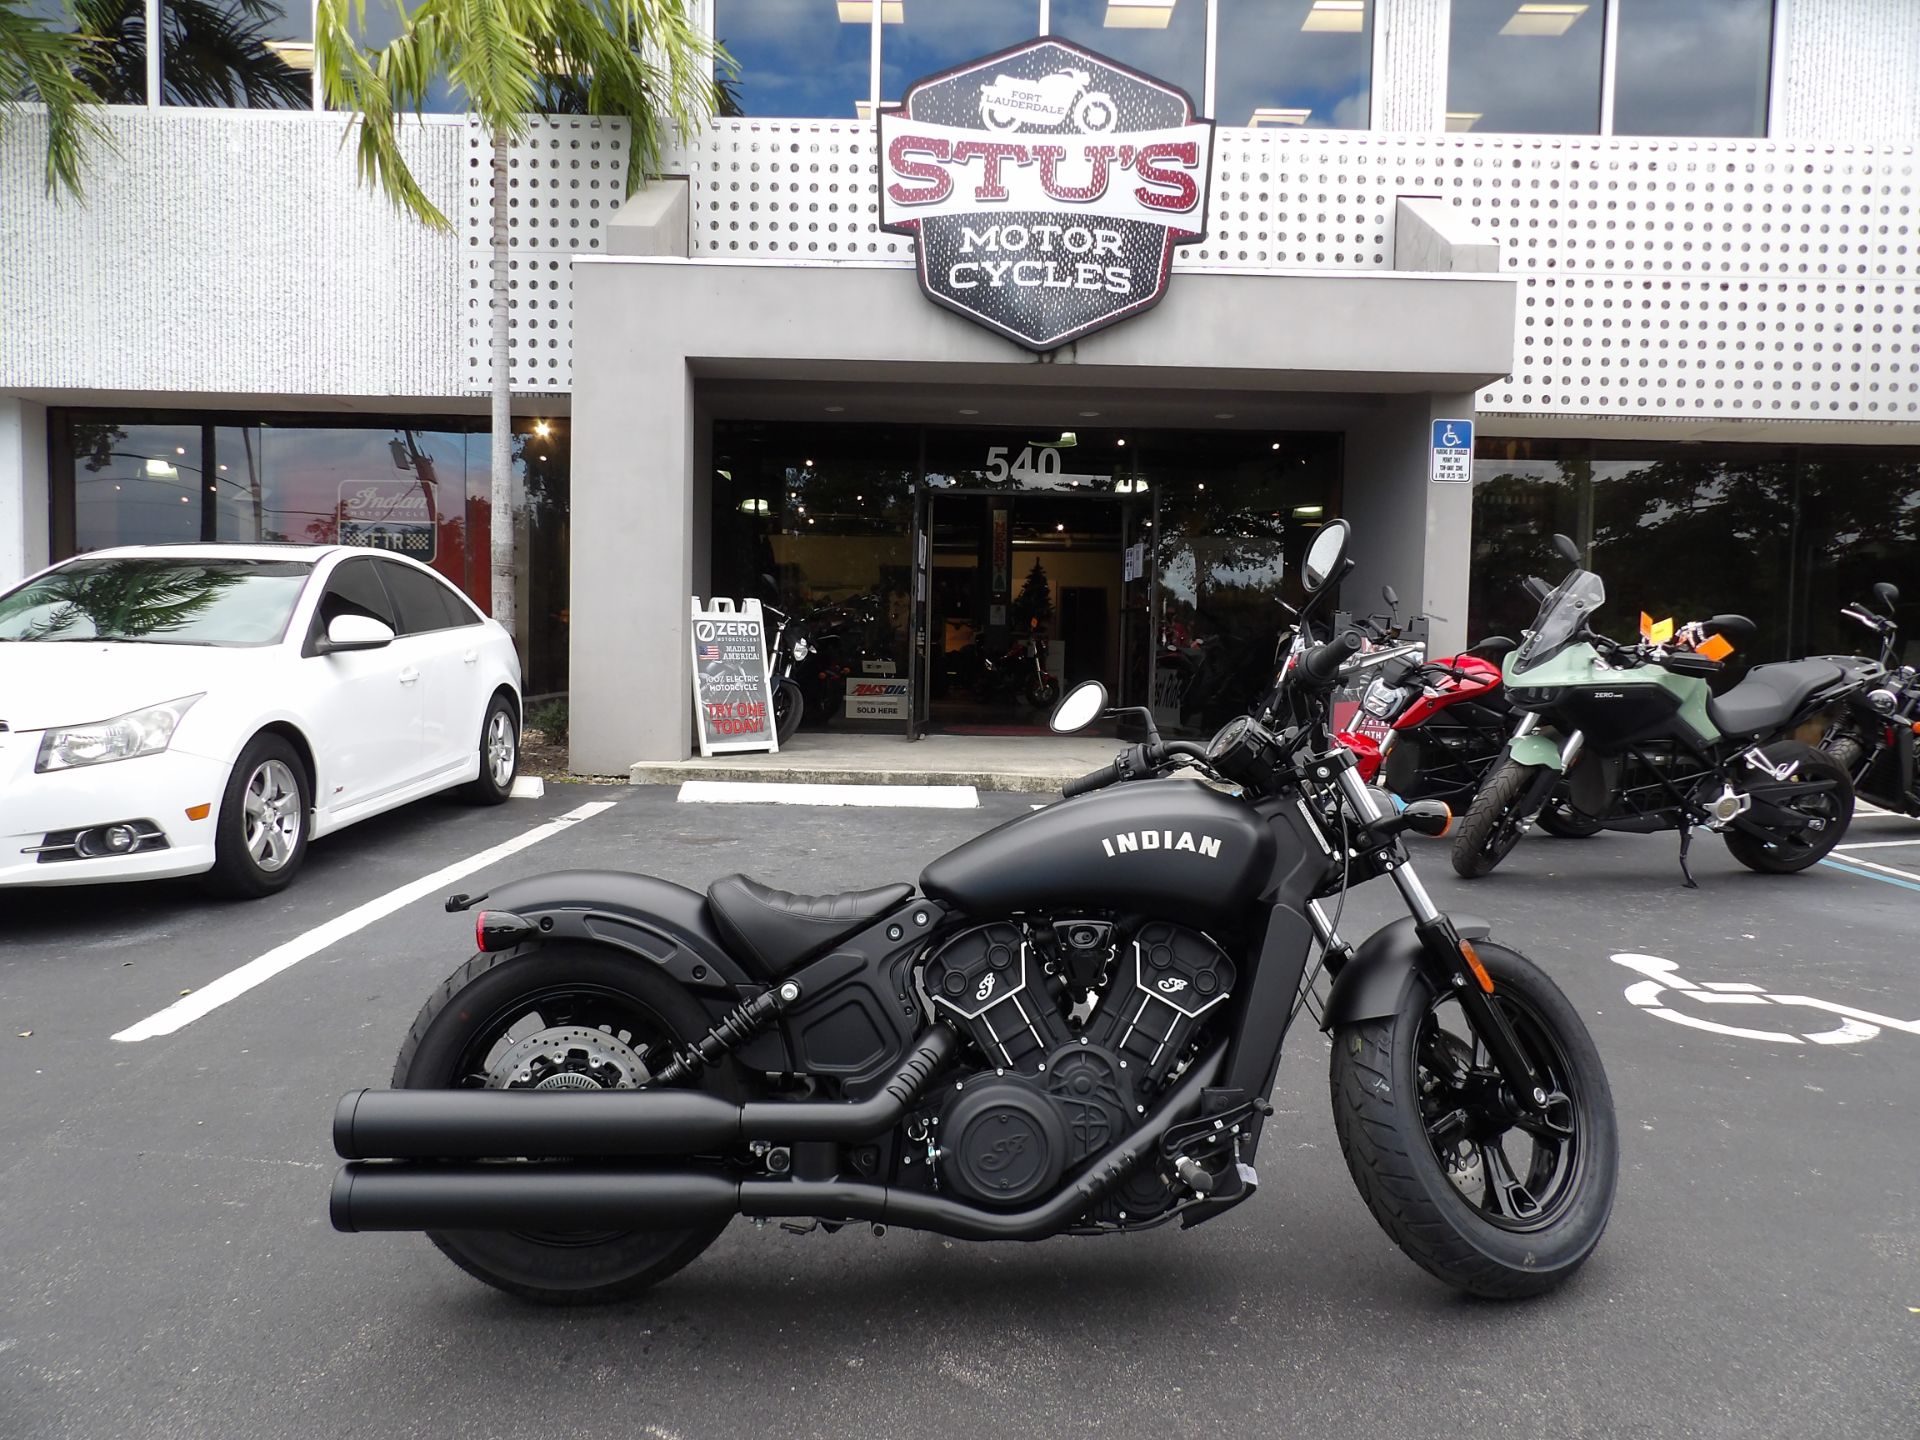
[399,666,420,685]
[462,649,479,665]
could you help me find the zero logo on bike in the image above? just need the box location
[1611,953,1920,1046]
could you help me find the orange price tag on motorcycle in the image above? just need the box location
[1639,613,1674,645]
[1696,632,1735,662]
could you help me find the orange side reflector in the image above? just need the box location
[1461,940,1495,994]
[185,803,211,821]
[1696,632,1735,663]
[1435,804,1455,839]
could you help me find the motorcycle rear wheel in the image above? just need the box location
[1536,794,1605,839]
[393,944,737,1306]
[1723,742,1853,874]
[1330,943,1618,1299]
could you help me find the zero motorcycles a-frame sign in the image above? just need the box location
[879,38,1214,352]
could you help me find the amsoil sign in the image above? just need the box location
[879,38,1213,352]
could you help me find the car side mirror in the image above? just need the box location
[318,614,396,654]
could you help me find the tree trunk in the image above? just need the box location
[489,123,516,638]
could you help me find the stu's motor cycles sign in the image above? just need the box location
[879,37,1213,352]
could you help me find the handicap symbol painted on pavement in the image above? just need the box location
[1611,953,1920,1046]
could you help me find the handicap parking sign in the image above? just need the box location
[1430,418,1474,483]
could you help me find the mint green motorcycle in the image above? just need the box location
[1451,536,1864,884]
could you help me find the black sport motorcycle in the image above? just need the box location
[1822,583,1919,818]
[329,522,1618,1304]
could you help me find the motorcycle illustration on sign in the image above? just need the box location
[978,68,1118,133]
[880,38,1214,351]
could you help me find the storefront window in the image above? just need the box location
[161,0,313,108]
[880,0,1037,101]
[20,0,146,104]
[1612,0,1771,138]
[1214,0,1372,131]
[70,422,207,545]
[1469,439,1920,669]
[1446,0,1603,135]
[712,0,874,119]
[1046,0,1204,106]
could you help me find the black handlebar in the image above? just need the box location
[1062,761,1123,799]
[1298,629,1365,688]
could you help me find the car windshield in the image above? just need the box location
[1512,569,1606,674]
[0,557,314,646]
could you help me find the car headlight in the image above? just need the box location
[35,695,203,774]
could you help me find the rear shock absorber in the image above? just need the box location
[649,981,799,1086]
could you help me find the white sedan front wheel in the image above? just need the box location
[205,734,311,898]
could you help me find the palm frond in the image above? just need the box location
[0,0,116,198]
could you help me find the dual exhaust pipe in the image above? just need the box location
[330,1028,1226,1242]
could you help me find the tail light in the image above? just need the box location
[475,910,536,953]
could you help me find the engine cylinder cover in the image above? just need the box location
[939,1076,1068,1206]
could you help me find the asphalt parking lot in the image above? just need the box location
[3,783,1917,1440]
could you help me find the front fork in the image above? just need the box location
[1315,750,1551,1111]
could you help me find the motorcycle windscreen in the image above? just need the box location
[1513,570,1606,675]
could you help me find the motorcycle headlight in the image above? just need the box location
[791,637,810,661]
[1360,677,1403,718]
[35,695,203,774]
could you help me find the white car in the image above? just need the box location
[0,544,522,897]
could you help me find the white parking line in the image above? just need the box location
[676,781,979,808]
[1824,852,1920,885]
[1836,838,1920,850]
[110,800,617,1043]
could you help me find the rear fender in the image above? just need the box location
[480,870,756,997]
[1322,914,1492,1031]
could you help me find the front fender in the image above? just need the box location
[481,870,755,996]
[1507,734,1566,772]
[1321,914,1492,1031]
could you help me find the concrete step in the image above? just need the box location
[629,733,1122,794]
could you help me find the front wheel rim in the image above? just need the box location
[1414,990,1584,1234]
[486,710,517,787]
[242,759,302,872]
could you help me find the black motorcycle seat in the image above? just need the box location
[706,874,914,977]
[1706,659,1846,738]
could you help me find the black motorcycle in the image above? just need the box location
[329,521,1618,1304]
[1823,583,1919,818]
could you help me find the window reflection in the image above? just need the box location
[21,0,146,104]
[327,2,465,112]
[160,0,312,108]
[72,423,207,546]
[1047,0,1204,105]
[1215,0,1372,130]
[1447,0,1602,135]
[1613,0,1771,138]
[713,0,874,118]
[881,0,1037,102]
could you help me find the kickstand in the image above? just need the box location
[1677,823,1699,889]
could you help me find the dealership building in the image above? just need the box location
[3,0,1917,773]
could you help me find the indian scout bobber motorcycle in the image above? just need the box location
[1822,583,1920,819]
[1450,534,1874,883]
[329,522,1618,1304]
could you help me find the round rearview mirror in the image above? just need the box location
[1552,533,1581,565]
[1302,519,1350,593]
[1874,580,1900,612]
[1049,680,1108,734]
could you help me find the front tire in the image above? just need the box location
[772,678,804,745]
[204,734,310,898]
[394,943,735,1306]
[1330,943,1618,1299]
[1450,761,1540,878]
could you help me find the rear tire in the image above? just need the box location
[394,944,736,1306]
[1536,793,1604,839]
[1330,943,1618,1299]
[1723,743,1853,875]
[1450,761,1538,878]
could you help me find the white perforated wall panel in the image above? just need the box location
[461,116,631,395]
[0,110,462,397]
[668,121,1919,422]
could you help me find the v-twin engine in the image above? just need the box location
[919,919,1235,1207]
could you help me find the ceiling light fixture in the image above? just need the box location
[1291,504,1324,519]
[1116,438,1127,446]
[836,1,901,24]
[1079,410,1101,418]
[1302,0,1365,34]
[1104,0,1176,29]
[957,408,979,416]
[1249,107,1312,127]
[1499,3,1588,38]
[824,405,846,413]
[1214,412,1236,420]
[264,39,316,71]
[533,420,552,437]
[1445,112,1484,132]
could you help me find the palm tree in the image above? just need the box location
[314,0,728,639]
[0,0,112,196]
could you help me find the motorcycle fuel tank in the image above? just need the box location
[920,779,1276,928]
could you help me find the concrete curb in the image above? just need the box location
[629,762,1070,794]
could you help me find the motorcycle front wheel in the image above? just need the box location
[393,944,737,1305]
[772,677,805,744]
[1450,760,1539,877]
[1330,942,1617,1299]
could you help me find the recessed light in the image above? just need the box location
[804,458,814,466]
[1197,482,1206,491]
[175,446,186,455]
[1291,504,1325,519]
[1117,438,1127,446]
[1271,442,1282,450]
[824,405,845,413]
[957,408,979,416]
[1079,410,1101,418]
[1214,412,1235,420]
[533,420,552,438]
[1056,523,1066,532]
